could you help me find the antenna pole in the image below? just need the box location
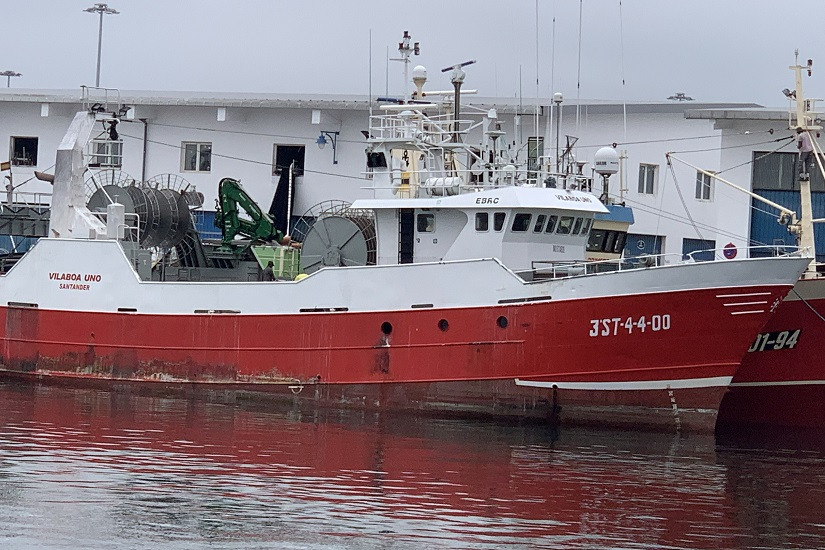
[576,0,583,132]
[389,31,420,102]
[535,0,540,142]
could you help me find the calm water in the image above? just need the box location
[1,383,825,549]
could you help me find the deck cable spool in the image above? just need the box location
[86,170,195,248]
[293,200,376,274]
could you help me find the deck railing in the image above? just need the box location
[523,245,808,280]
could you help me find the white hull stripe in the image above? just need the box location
[730,380,825,388]
[514,376,733,391]
[723,301,768,307]
[729,310,765,315]
[716,292,772,298]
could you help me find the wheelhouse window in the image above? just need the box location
[638,163,657,194]
[475,212,489,231]
[587,229,628,254]
[10,136,38,166]
[417,213,435,232]
[544,215,559,233]
[581,218,593,235]
[533,214,547,232]
[604,231,617,252]
[182,142,212,172]
[493,212,506,231]
[511,213,532,232]
[556,216,575,234]
[695,170,713,200]
[572,217,583,235]
[588,229,606,251]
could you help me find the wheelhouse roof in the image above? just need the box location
[351,186,609,214]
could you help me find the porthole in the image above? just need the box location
[438,319,449,332]
[497,316,508,329]
[381,321,393,335]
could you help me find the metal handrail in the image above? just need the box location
[523,245,807,280]
[80,85,123,114]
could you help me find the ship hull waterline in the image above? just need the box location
[0,238,810,433]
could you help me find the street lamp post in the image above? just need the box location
[84,3,119,87]
[0,71,21,87]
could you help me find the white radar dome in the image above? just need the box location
[593,147,620,175]
[412,65,427,80]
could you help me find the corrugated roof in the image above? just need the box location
[0,88,763,115]
[685,108,789,121]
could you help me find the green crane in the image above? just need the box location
[214,177,284,246]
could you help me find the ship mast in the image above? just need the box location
[790,50,822,279]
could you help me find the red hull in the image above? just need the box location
[0,284,791,432]
[717,278,825,431]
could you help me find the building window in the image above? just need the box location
[511,213,532,232]
[638,163,657,194]
[417,213,435,232]
[10,136,38,166]
[90,139,123,168]
[273,144,306,176]
[475,212,489,231]
[695,170,713,200]
[493,212,506,231]
[182,142,212,172]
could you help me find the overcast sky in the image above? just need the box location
[3,1,823,107]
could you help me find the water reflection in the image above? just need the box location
[0,383,824,549]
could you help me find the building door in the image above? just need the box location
[682,238,716,262]
[623,233,663,264]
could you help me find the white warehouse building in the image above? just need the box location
[0,87,821,261]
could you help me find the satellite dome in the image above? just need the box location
[594,147,620,175]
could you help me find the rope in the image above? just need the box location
[617,195,753,244]
[131,119,364,146]
[118,131,366,181]
[665,156,705,240]
[790,286,825,323]
[713,137,796,176]
[667,135,792,156]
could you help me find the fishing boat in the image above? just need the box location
[0,59,810,434]
[713,53,825,432]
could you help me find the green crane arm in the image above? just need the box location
[214,177,284,245]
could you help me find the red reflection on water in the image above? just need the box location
[1,383,822,548]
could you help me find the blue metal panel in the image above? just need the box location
[0,235,38,254]
[192,210,222,240]
[192,210,303,241]
[750,190,825,262]
[623,233,662,258]
[682,238,716,262]
[594,204,635,224]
